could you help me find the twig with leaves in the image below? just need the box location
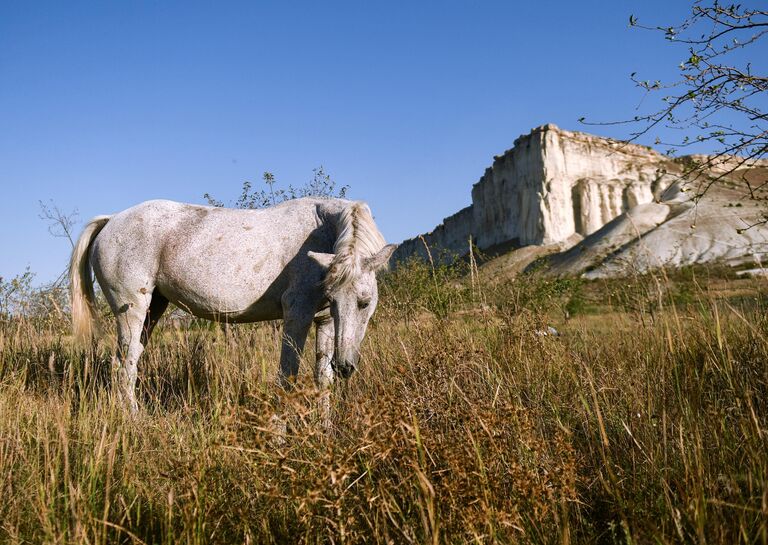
[582,1,767,212]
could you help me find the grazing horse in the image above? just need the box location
[69,198,396,413]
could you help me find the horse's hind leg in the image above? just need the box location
[112,290,168,413]
[102,288,159,414]
[113,302,152,413]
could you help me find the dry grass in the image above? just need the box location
[0,267,767,544]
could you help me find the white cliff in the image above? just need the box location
[394,124,768,276]
[395,124,680,261]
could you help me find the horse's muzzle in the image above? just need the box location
[332,359,357,379]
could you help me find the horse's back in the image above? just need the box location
[90,199,181,283]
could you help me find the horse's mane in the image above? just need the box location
[325,201,386,293]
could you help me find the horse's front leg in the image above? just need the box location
[278,300,315,389]
[314,311,334,390]
[314,312,334,429]
[269,300,314,443]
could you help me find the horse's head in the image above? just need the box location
[309,243,397,378]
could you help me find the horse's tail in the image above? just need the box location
[70,215,111,343]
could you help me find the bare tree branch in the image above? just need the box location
[38,200,79,248]
[583,1,766,171]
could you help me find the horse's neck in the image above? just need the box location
[318,199,353,238]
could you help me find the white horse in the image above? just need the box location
[69,198,396,413]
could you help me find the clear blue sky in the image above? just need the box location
[1,1,755,283]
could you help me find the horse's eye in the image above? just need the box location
[358,299,370,310]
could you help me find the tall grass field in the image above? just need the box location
[0,263,766,544]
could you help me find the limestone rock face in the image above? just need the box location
[394,124,768,276]
[394,124,680,261]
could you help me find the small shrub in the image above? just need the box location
[204,166,349,209]
[379,255,472,321]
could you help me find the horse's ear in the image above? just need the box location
[308,251,334,270]
[364,244,397,272]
